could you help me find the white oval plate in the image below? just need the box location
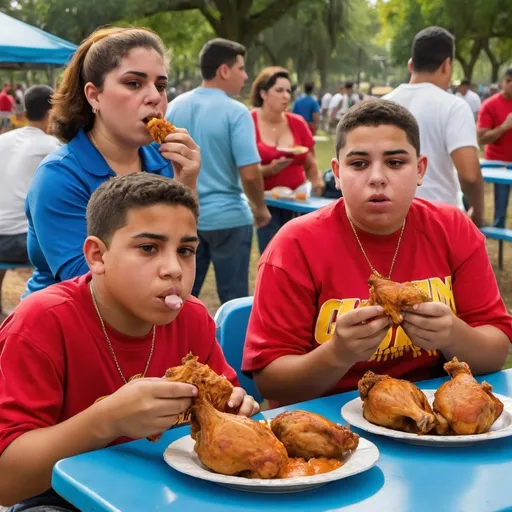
[341,390,512,447]
[164,435,379,493]
[276,145,309,155]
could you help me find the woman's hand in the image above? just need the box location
[310,173,325,196]
[270,157,293,175]
[159,128,201,190]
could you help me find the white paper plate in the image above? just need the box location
[163,435,379,493]
[276,146,309,155]
[341,390,512,447]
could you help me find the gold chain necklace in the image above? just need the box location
[89,282,155,384]
[348,216,406,279]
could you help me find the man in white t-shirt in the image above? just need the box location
[456,79,481,120]
[320,91,333,133]
[0,85,60,317]
[384,27,484,227]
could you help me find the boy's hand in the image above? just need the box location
[98,378,198,440]
[401,302,454,352]
[331,305,391,365]
[159,128,201,190]
[227,387,260,417]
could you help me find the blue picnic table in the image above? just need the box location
[264,195,335,214]
[52,369,512,512]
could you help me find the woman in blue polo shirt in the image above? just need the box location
[24,27,201,295]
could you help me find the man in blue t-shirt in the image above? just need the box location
[292,82,320,134]
[167,39,270,304]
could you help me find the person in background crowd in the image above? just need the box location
[292,82,320,135]
[167,39,270,304]
[24,27,200,297]
[0,84,15,132]
[477,67,512,228]
[384,26,484,228]
[250,67,324,253]
[0,85,60,321]
[329,81,360,125]
[320,90,333,133]
[456,79,481,121]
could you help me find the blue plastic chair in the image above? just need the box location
[214,296,263,403]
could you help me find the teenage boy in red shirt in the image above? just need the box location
[243,100,512,407]
[0,173,258,510]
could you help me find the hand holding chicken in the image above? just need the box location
[401,301,455,352]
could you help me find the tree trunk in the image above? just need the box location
[483,40,502,83]
[455,38,485,82]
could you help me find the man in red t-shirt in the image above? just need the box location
[0,83,15,132]
[243,100,512,408]
[478,67,512,228]
[0,174,259,509]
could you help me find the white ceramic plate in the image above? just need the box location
[276,145,309,155]
[341,390,512,447]
[163,435,379,493]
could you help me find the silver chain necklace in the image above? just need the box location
[89,282,155,384]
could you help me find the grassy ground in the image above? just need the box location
[2,138,511,368]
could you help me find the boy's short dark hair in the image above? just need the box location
[199,38,246,80]
[344,81,354,90]
[87,174,199,244]
[304,82,314,94]
[24,85,54,121]
[504,67,512,78]
[412,26,454,73]
[335,100,421,157]
[460,79,471,87]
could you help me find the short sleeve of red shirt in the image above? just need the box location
[477,99,494,129]
[445,208,512,339]
[242,225,319,374]
[0,313,65,455]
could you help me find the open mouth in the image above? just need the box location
[369,195,390,203]
[142,113,162,125]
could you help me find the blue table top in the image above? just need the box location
[265,196,335,213]
[483,168,512,185]
[480,159,512,169]
[52,370,512,512]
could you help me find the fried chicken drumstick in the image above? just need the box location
[433,357,504,435]
[367,271,432,324]
[146,117,176,144]
[358,371,437,434]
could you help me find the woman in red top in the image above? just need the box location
[250,67,324,253]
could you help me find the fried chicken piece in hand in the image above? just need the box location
[164,353,234,412]
[433,357,504,435]
[358,371,437,434]
[193,398,288,478]
[270,410,359,459]
[367,271,432,324]
[146,117,176,143]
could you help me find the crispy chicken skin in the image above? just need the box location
[433,358,504,435]
[146,117,176,144]
[367,271,432,324]
[164,353,234,412]
[358,371,437,434]
[270,410,359,459]
[193,398,288,478]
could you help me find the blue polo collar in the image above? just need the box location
[69,128,169,176]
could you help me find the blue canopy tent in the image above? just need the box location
[0,12,77,69]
